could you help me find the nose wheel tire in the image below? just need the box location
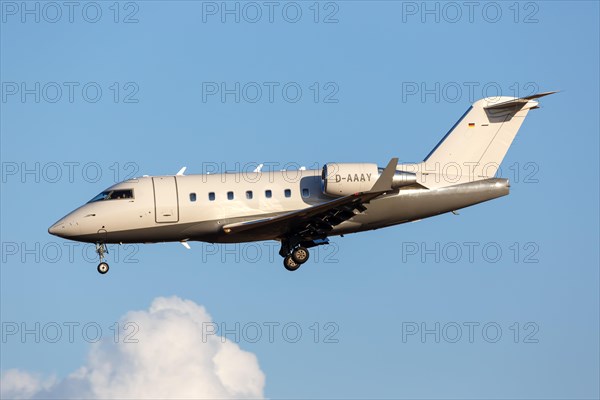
[97,262,109,274]
[284,255,300,271]
[292,246,310,264]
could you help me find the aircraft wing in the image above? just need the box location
[221,158,399,240]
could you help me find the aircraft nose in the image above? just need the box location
[48,218,80,238]
[48,223,59,236]
[48,220,66,237]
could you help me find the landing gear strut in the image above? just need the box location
[95,243,109,274]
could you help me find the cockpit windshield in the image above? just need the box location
[88,189,134,203]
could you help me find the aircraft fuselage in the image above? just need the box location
[49,170,509,245]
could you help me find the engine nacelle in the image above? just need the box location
[322,163,379,196]
[322,162,418,196]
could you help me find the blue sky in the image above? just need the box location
[1,1,599,398]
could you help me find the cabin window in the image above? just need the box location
[302,188,310,198]
[227,191,234,200]
[208,192,216,201]
[189,193,197,202]
[87,189,134,203]
[246,190,253,200]
[284,189,291,198]
[265,190,272,198]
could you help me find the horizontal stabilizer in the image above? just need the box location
[485,91,557,111]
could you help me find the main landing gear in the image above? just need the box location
[283,246,310,271]
[280,238,329,271]
[95,243,109,274]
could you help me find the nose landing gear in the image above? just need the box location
[95,243,109,274]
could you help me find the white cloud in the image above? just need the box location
[0,369,56,400]
[1,297,265,399]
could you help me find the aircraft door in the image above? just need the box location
[153,177,179,223]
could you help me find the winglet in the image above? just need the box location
[370,158,399,192]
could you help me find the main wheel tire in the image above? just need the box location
[284,255,300,271]
[292,246,310,264]
[97,262,109,274]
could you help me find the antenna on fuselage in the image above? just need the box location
[176,167,187,176]
[253,163,264,173]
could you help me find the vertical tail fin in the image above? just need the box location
[420,92,556,187]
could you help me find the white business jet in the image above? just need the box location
[49,92,555,273]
